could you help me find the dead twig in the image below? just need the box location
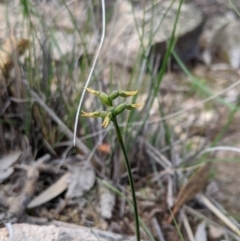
[151,217,166,241]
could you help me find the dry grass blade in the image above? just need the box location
[168,163,211,223]
[73,0,106,146]
[0,35,29,71]
[32,104,57,146]
[152,217,166,241]
[197,194,240,237]
[186,206,240,240]
[28,172,70,209]
[181,210,195,241]
[29,88,90,155]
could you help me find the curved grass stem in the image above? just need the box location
[112,116,140,241]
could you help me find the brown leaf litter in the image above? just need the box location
[168,163,211,224]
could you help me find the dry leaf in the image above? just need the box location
[66,164,95,198]
[27,172,70,209]
[168,163,210,223]
[0,151,22,183]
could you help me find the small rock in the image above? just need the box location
[205,181,219,197]
[211,21,240,69]
[208,225,225,239]
[98,181,115,219]
[104,0,203,69]
[195,221,207,241]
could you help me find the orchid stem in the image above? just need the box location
[112,115,140,241]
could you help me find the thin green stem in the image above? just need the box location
[100,179,156,241]
[112,115,140,241]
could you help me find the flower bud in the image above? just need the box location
[84,87,111,106]
[101,113,111,128]
[99,111,108,118]
[119,90,138,97]
[125,103,143,110]
[109,90,119,100]
[114,103,126,115]
[98,92,111,106]
[84,87,99,96]
[81,111,101,118]
[81,88,142,128]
